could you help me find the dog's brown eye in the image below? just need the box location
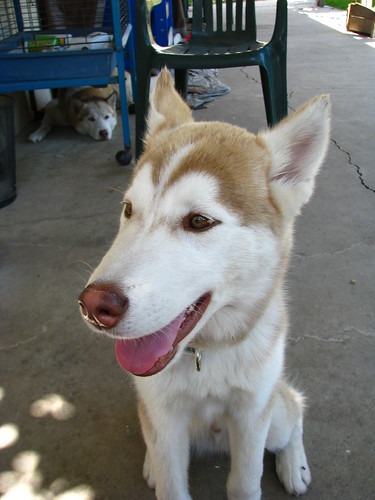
[183,213,219,232]
[88,117,95,122]
[122,200,132,219]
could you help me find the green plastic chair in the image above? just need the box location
[135,0,288,158]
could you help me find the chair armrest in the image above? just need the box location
[137,0,163,47]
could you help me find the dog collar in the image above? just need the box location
[184,346,202,372]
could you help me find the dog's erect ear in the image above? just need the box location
[146,68,193,140]
[71,98,85,115]
[260,95,331,220]
[106,92,117,110]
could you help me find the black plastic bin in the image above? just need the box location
[0,94,16,208]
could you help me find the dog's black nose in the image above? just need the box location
[99,129,108,139]
[78,284,128,329]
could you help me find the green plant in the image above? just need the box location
[325,0,374,8]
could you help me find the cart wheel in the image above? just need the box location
[116,149,132,166]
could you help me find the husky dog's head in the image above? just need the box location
[79,69,330,377]
[73,93,117,141]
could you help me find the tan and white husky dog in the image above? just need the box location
[79,69,330,499]
[29,86,117,143]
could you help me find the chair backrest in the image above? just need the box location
[191,0,257,43]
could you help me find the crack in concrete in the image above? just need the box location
[0,335,39,351]
[290,334,353,345]
[240,69,295,103]
[294,241,374,259]
[289,334,351,344]
[340,327,375,338]
[331,139,375,194]
[240,69,296,110]
[240,67,260,85]
[289,334,352,345]
[290,328,375,345]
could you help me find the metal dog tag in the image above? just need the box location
[195,349,202,372]
[185,346,202,372]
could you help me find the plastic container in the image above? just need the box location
[0,94,16,208]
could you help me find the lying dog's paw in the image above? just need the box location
[29,123,52,143]
[142,450,156,490]
[276,446,311,496]
[29,130,45,143]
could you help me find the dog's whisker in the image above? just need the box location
[73,270,91,285]
[108,186,125,196]
[77,260,95,273]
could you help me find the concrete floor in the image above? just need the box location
[1,1,374,499]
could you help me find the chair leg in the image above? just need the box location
[174,68,188,98]
[135,68,152,159]
[259,48,288,126]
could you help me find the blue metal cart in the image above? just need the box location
[0,0,135,165]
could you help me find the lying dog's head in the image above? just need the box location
[79,69,330,376]
[73,92,117,141]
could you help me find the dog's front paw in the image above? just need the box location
[29,130,45,143]
[142,450,156,490]
[227,489,261,500]
[227,475,261,500]
[276,447,311,496]
[29,123,52,143]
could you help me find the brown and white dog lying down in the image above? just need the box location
[78,69,331,499]
[29,86,118,143]
[29,70,133,143]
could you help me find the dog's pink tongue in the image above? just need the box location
[115,312,185,376]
